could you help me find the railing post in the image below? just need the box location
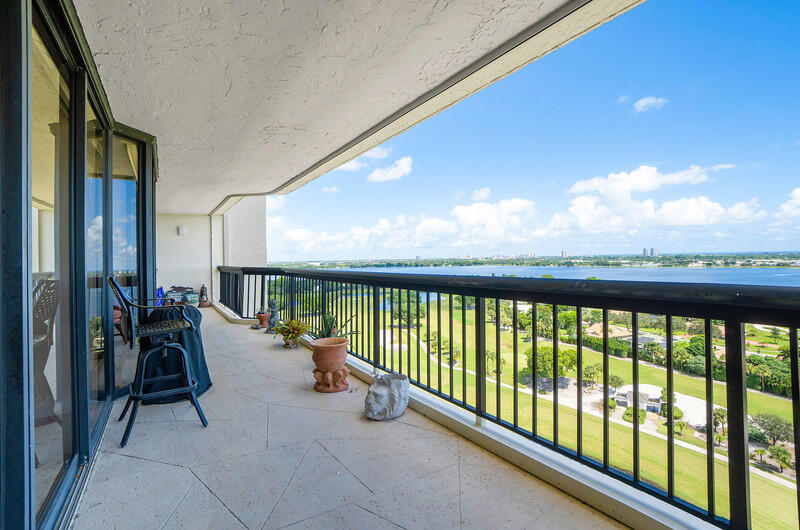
[725,319,751,530]
[475,296,486,426]
[235,270,244,317]
[372,287,380,373]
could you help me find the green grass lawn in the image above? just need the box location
[322,292,798,528]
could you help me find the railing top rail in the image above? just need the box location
[217,265,800,325]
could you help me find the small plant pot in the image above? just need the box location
[310,337,349,393]
[256,313,270,328]
[282,337,299,348]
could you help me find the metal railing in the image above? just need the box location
[218,265,800,528]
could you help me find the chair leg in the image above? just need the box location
[189,392,208,427]
[120,400,140,448]
[118,396,132,421]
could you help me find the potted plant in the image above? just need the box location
[274,319,309,348]
[255,307,270,328]
[307,315,354,393]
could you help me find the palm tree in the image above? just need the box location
[714,432,725,446]
[747,363,771,392]
[753,448,767,462]
[768,445,793,473]
[675,420,688,435]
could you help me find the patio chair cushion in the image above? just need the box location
[135,318,191,338]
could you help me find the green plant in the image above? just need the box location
[274,319,309,341]
[308,314,354,339]
[753,448,767,462]
[750,413,793,446]
[623,406,646,424]
[749,426,769,445]
[608,398,617,411]
[769,445,793,473]
[676,420,688,435]
[255,306,267,315]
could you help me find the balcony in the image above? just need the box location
[72,307,622,529]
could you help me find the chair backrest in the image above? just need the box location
[107,275,135,348]
[32,279,59,341]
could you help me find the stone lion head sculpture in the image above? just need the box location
[364,373,409,420]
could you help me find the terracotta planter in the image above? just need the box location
[256,313,270,328]
[282,337,299,348]
[310,337,350,393]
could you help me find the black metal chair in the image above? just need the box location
[107,276,207,447]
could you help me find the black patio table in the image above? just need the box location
[139,304,213,404]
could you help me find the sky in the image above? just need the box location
[266,0,800,262]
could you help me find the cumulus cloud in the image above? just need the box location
[616,95,629,103]
[322,186,340,194]
[771,188,800,231]
[537,163,760,237]
[336,158,366,171]
[367,156,413,183]
[471,187,491,201]
[633,96,668,113]
[362,146,391,159]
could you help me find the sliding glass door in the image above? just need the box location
[31,23,76,517]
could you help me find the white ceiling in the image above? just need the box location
[73,0,618,214]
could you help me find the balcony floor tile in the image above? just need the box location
[73,308,625,529]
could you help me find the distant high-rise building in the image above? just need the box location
[643,248,648,256]
[649,247,655,257]
[415,255,421,261]
[561,250,568,258]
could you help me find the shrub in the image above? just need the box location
[608,398,617,411]
[748,426,769,445]
[659,404,684,420]
[623,406,646,424]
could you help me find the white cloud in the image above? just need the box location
[336,158,366,171]
[616,95,629,103]
[367,156,413,183]
[453,190,465,201]
[267,195,286,210]
[322,186,340,194]
[538,163,760,237]
[471,187,491,201]
[772,188,800,229]
[633,96,668,113]
[362,146,391,159]
[334,146,392,171]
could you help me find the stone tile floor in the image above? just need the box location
[72,308,625,529]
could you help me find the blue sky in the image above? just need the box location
[267,0,800,262]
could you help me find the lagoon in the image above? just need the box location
[344,265,800,287]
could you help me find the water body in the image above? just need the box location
[343,265,800,287]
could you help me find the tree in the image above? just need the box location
[750,413,793,446]
[686,336,706,357]
[673,349,692,371]
[753,448,767,462]
[714,432,725,446]
[582,363,602,389]
[688,319,705,335]
[675,420,688,435]
[525,346,577,380]
[391,290,425,327]
[747,362,771,392]
[712,408,727,435]
[608,374,624,392]
[768,445,792,473]
[770,326,782,343]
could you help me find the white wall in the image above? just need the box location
[156,213,211,292]
[223,196,267,266]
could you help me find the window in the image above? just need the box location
[31,24,75,515]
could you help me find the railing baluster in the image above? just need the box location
[438,294,442,393]
[632,311,639,482]
[789,327,800,525]
[476,296,486,425]
[407,289,411,378]
[449,294,454,398]
[725,319,751,529]
[704,317,715,516]
[576,306,583,457]
[603,308,609,468]
[416,291,421,384]
[666,315,674,498]
[390,288,395,373]
[372,286,380,369]
[462,295,467,406]
[532,302,538,438]
[513,300,518,429]
[496,298,501,421]
[553,304,559,445]
[427,291,431,389]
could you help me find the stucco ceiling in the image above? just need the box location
[73,0,616,214]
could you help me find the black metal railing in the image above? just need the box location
[218,265,800,528]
